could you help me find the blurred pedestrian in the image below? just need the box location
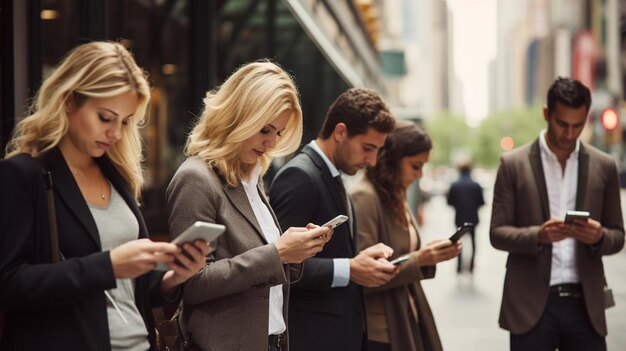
[447,162,484,273]
[0,41,209,351]
[490,77,624,351]
[166,61,330,351]
[351,120,461,351]
[269,88,398,351]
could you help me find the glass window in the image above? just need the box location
[40,0,80,80]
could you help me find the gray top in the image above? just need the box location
[89,183,149,351]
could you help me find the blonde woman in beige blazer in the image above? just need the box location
[351,121,461,351]
[166,61,331,351]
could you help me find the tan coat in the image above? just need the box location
[490,140,625,335]
[351,177,443,351]
[166,157,301,350]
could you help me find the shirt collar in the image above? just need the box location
[308,140,341,177]
[241,163,262,188]
[539,130,580,160]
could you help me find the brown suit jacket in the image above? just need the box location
[490,140,624,336]
[166,157,301,350]
[351,177,443,351]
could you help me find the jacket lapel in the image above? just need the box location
[46,150,101,249]
[302,146,347,214]
[528,140,550,221]
[576,144,589,210]
[222,181,268,244]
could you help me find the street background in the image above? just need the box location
[419,173,626,351]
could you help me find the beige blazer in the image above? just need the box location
[490,140,624,336]
[351,177,443,351]
[166,157,301,350]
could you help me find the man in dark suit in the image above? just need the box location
[447,162,484,273]
[490,77,624,351]
[270,88,398,351]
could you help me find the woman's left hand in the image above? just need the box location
[160,240,210,296]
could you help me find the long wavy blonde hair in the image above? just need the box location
[185,60,303,186]
[5,41,151,199]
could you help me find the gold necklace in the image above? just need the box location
[71,167,107,200]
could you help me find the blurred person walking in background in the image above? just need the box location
[447,162,484,274]
[490,77,624,351]
[166,61,331,351]
[351,120,460,351]
[0,41,209,351]
[269,88,398,351]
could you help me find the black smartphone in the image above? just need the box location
[564,210,590,224]
[448,222,474,242]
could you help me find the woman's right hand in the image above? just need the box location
[274,226,330,263]
[412,239,461,266]
[110,238,180,279]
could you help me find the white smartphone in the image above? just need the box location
[171,221,225,245]
[321,215,349,228]
[390,255,410,265]
[155,221,225,270]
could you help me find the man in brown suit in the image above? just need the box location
[490,77,624,351]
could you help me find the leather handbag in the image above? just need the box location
[155,303,190,351]
[604,276,616,309]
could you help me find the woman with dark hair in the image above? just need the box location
[351,120,461,351]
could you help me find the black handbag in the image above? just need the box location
[155,303,190,351]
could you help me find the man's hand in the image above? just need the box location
[563,218,603,244]
[349,243,398,288]
[537,218,568,244]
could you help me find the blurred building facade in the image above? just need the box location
[0,0,398,235]
[494,0,626,165]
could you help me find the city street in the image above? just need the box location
[418,181,626,351]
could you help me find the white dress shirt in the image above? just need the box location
[308,140,351,288]
[538,130,581,285]
[241,164,286,335]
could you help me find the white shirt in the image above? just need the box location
[241,164,286,335]
[308,140,351,288]
[539,130,581,285]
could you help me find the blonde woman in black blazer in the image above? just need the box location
[167,61,331,351]
[0,42,208,351]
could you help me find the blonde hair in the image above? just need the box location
[5,41,151,199]
[185,60,303,187]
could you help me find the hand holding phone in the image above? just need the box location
[564,210,590,224]
[449,222,474,242]
[156,221,225,270]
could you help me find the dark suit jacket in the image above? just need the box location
[0,149,169,350]
[269,145,365,351]
[490,140,625,336]
[166,156,300,351]
[447,173,484,226]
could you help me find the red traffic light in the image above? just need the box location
[601,108,619,130]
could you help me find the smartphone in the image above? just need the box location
[321,215,349,228]
[172,221,226,245]
[564,210,590,224]
[448,222,474,242]
[390,255,410,265]
[155,221,225,270]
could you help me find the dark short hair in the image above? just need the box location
[547,77,592,115]
[319,88,395,139]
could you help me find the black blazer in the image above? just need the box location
[269,145,365,351]
[0,149,169,350]
[446,173,484,227]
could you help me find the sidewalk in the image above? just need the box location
[418,189,626,351]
